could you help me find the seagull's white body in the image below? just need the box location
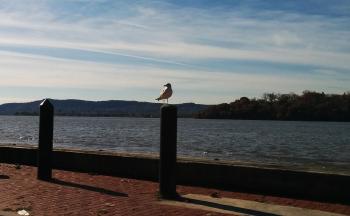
[156,83,173,103]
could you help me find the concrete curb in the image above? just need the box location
[0,145,349,204]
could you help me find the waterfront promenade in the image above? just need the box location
[1,163,349,216]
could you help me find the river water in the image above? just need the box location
[0,116,349,174]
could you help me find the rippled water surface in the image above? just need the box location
[1,116,349,174]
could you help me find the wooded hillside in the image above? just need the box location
[195,91,350,121]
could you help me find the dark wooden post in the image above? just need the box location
[159,104,178,199]
[37,99,54,180]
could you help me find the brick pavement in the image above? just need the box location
[0,163,349,216]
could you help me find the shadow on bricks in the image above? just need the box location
[177,196,279,216]
[50,178,128,197]
[0,175,9,179]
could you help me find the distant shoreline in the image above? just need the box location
[2,113,350,122]
[0,99,207,118]
[1,91,349,122]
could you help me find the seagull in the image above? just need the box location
[156,83,173,104]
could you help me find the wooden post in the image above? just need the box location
[159,104,178,199]
[37,99,54,180]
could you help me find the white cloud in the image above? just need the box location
[0,1,349,103]
[0,51,347,104]
[0,3,349,70]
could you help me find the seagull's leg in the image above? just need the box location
[167,99,168,104]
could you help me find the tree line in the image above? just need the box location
[195,91,350,121]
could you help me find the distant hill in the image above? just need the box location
[0,99,208,118]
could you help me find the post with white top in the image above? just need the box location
[37,99,54,181]
[159,104,178,199]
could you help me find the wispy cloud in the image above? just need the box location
[0,0,349,104]
[1,50,347,104]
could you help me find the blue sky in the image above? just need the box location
[0,0,349,104]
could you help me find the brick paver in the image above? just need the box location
[0,163,349,216]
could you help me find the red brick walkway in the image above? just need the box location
[0,163,349,216]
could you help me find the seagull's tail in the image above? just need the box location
[155,97,161,101]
